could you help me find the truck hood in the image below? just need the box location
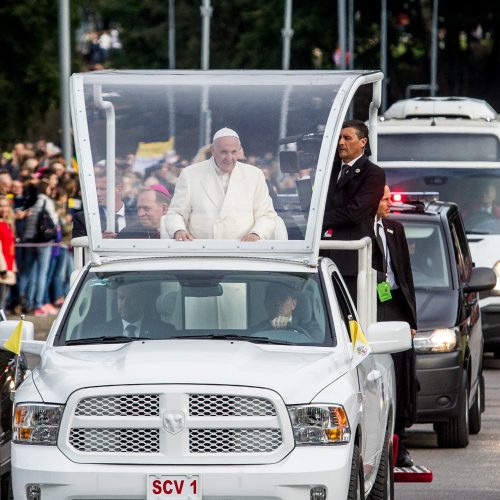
[32,339,349,405]
[416,289,458,330]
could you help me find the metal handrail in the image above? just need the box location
[320,237,376,332]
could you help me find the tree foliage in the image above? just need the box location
[1,0,500,147]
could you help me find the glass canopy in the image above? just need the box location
[70,70,382,261]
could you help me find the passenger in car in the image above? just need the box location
[94,282,175,339]
[117,185,170,239]
[161,127,278,241]
[374,185,417,468]
[253,283,322,342]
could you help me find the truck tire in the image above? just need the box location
[0,472,13,500]
[367,428,394,500]
[435,371,469,448]
[480,373,486,413]
[469,374,483,435]
[347,444,365,500]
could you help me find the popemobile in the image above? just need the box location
[2,70,430,499]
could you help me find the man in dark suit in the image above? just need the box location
[322,120,385,303]
[253,283,323,342]
[72,171,137,239]
[374,185,418,467]
[95,282,175,339]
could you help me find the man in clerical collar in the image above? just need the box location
[117,184,170,239]
[161,127,279,241]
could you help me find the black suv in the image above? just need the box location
[389,199,495,447]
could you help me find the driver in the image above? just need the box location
[467,184,500,218]
[254,283,322,341]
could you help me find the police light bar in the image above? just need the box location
[390,191,439,204]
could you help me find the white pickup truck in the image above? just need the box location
[6,70,412,500]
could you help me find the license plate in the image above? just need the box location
[147,475,201,499]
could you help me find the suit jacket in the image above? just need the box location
[161,158,278,240]
[373,218,417,329]
[72,206,137,239]
[95,317,176,340]
[322,155,385,276]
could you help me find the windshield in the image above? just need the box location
[379,134,500,161]
[57,270,333,346]
[385,168,500,235]
[78,72,346,246]
[399,222,451,289]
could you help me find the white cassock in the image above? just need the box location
[161,158,279,240]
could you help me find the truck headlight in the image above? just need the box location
[287,404,350,445]
[413,328,458,353]
[492,261,500,295]
[13,403,63,445]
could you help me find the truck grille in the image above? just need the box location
[70,428,160,453]
[190,428,282,453]
[189,394,276,417]
[75,394,160,416]
[60,385,292,465]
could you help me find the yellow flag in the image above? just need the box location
[3,319,24,355]
[349,319,372,368]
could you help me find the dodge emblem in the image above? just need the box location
[162,411,185,434]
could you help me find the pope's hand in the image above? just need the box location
[241,233,260,242]
[174,230,194,241]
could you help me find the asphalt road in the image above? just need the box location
[396,354,500,499]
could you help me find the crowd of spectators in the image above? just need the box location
[0,141,80,317]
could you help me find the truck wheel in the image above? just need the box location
[347,444,365,500]
[0,472,13,500]
[367,428,394,499]
[435,371,469,448]
[469,375,482,435]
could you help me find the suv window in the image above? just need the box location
[57,270,333,346]
[402,222,451,289]
[379,133,500,161]
[449,214,473,283]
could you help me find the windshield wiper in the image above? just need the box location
[66,336,151,345]
[168,334,293,345]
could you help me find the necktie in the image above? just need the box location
[376,224,387,275]
[342,164,350,176]
[124,324,137,337]
[115,214,120,233]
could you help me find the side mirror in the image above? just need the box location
[463,267,497,293]
[366,321,411,354]
[0,320,45,356]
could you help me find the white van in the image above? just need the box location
[377,97,500,357]
[5,70,412,500]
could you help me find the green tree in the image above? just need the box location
[0,0,80,147]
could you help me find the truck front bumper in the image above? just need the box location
[12,443,352,500]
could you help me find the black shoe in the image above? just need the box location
[396,445,414,467]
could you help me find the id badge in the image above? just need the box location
[377,281,392,302]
